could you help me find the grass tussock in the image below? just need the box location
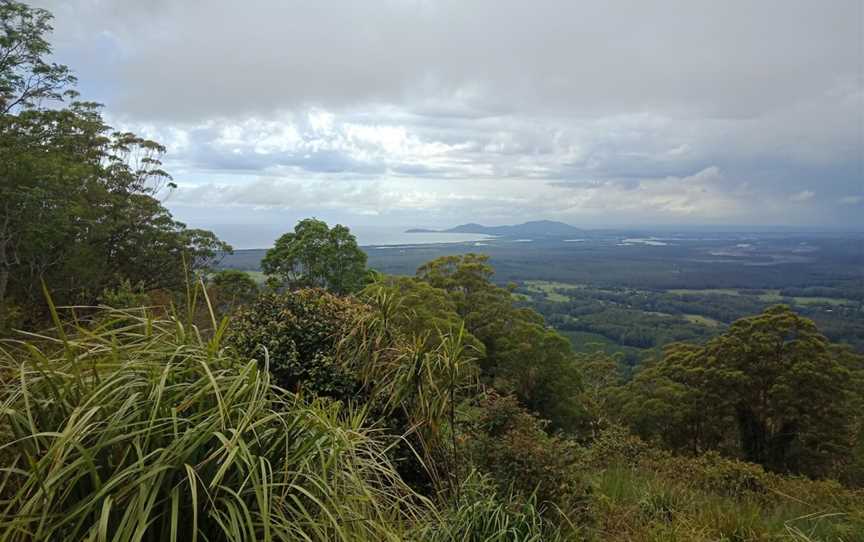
[0,305,428,541]
[584,428,864,542]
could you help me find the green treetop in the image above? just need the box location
[262,219,368,294]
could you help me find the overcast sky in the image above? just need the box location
[36,0,864,246]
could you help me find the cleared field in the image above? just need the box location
[667,288,856,310]
[523,280,585,302]
[242,270,267,284]
[682,314,722,327]
[668,288,745,296]
[793,296,856,306]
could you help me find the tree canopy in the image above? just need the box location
[0,1,229,332]
[416,253,588,433]
[262,219,368,294]
[621,305,859,477]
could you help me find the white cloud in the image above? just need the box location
[30,0,864,234]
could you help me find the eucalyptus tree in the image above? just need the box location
[262,219,368,294]
[622,305,858,477]
[416,254,588,433]
[0,1,230,330]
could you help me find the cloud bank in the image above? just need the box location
[34,0,864,244]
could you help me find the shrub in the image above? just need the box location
[640,452,771,497]
[415,471,567,542]
[584,424,655,469]
[0,306,426,541]
[229,289,369,400]
[99,278,150,308]
[208,269,259,313]
[463,392,589,521]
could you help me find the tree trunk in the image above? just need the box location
[0,243,9,332]
[0,207,12,332]
[738,407,768,466]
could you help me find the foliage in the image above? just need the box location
[0,0,75,113]
[586,454,864,541]
[0,2,230,332]
[463,392,588,520]
[228,289,367,400]
[360,275,482,353]
[0,303,428,541]
[4,1,864,538]
[416,254,588,433]
[99,278,150,309]
[575,352,625,437]
[621,305,859,478]
[415,472,567,542]
[579,427,864,541]
[347,287,482,497]
[208,269,259,314]
[262,219,367,294]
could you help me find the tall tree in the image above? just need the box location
[622,305,857,477]
[208,269,259,314]
[262,219,367,294]
[0,1,75,113]
[0,2,230,330]
[416,254,587,433]
[713,305,855,474]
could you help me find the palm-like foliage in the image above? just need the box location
[347,286,479,496]
[0,302,427,541]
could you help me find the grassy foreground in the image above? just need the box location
[1,299,862,541]
[0,305,427,541]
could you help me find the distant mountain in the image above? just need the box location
[406,220,582,237]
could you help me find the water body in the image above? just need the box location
[364,231,493,246]
[620,237,670,246]
[202,223,492,249]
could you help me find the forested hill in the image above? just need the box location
[406,219,583,236]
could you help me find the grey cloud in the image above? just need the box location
[30,0,864,231]
[38,0,860,121]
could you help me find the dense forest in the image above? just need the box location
[2,3,864,541]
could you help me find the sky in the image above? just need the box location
[35,0,864,246]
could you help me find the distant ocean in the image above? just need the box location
[204,223,490,249]
[360,231,493,247]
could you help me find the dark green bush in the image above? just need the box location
[584,424,655,469]
[229,289,369,400]
[208,269,259,313]
[464,392,589,521]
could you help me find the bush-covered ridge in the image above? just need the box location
[2,274,863,540]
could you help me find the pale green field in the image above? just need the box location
[668,288,748,297]
[793,296,855,306]
[682,314,722,327]
[755,291,784,302]
[241,270,267,284]
[668,288,854,307]
[523,280,585,302]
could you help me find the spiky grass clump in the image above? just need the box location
[413,471,568,542]
[0,306,426,541]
